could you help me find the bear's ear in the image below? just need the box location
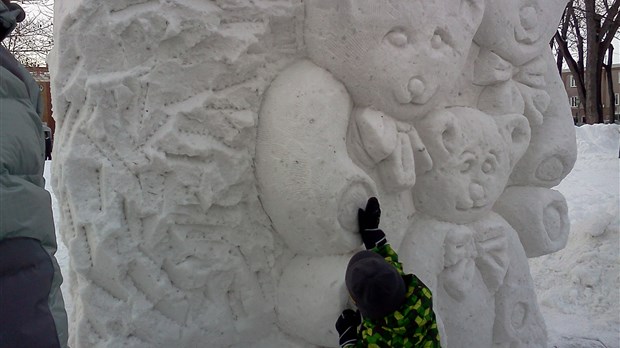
[496,114,531,168]
[415,109,460,162]
[440,115,460,156]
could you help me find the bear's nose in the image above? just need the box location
[469,183,485,202]
[408,78,425,99]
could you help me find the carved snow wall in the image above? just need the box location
[50,0,576,347]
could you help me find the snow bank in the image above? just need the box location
[530,124,620,348]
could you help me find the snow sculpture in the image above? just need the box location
[50,0,575,347]
[400,107,545,347]
[474,0,577,262]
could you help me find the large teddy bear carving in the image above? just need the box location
[255,0,573,347]
[474,0,575,259]
[255,0,484,346]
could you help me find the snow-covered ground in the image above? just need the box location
[44,124,620,347]
[529,124,620,348]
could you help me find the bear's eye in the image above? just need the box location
[459,152,476,173]
[482,153,498,174]
[385,30,408,47]
[431,28,452,50]
[482,159,496,174]
[459,159,475,173]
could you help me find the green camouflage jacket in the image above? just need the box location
[346,244,441,348]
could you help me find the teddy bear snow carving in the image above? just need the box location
[399,107,547,347]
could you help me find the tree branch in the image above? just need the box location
[599,0,620,54]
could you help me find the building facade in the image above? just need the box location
[562,64,620,124]
[25,66,54,136]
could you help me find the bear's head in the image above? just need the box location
[474,0,568,65]
[304,0,484,121]
[412,107,531,224]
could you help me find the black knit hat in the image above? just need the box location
[345,250,406,321]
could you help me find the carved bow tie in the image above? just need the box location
[440,221,510,301]
[348,107,431,193]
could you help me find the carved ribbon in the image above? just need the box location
[475,49,550,126]
[349,108,429,193]
[441,220,510,300]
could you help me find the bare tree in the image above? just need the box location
[554,0,620,124]
[1,0,53,67]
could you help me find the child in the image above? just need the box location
[336,197,441,347]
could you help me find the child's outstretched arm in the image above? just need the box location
[358,197,404,275]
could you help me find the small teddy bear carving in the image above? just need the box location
[411,107,531,224]
[399,107,539,346]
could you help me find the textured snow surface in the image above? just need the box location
[48,1,582,346]
[46,124,619,347]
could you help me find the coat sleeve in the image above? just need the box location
[0,58,69,347]
[371,243,404,276]
[0,94,51,242]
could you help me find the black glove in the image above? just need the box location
[358,197,380,231]
[335,309,361,347]
[358,197,386,249]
